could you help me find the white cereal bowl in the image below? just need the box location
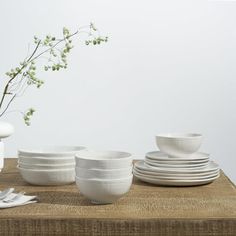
[75,166,133,179]
[18,162,75,170]
[18,155,75,165]
[76,175,133,204]
[18,146,85,158]
[18,166,75,186]
[156,133,203,158]
[75,150,133,169]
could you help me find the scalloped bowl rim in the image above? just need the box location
[18,146,85,155]
[75,175,133,183]
[17,165,74,172]
[75,149,132,161]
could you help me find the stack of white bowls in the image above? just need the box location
[18,146,85,185]
[75,149,133,204]
[134,133,220,186]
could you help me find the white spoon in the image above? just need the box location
[0,188,15,200]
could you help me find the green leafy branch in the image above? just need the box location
[0,23,108,125]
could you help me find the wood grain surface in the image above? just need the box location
[0,159,235,236]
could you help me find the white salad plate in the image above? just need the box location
[133,171,220,186]
[133,168,219,180]
[145,156,209,165]
[135,160,219,174]
[146,151,209,162]
[145,159,208,169]
[133,166,219,177]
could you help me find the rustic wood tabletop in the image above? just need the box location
[0,159,235,236]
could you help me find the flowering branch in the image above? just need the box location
[0,23,108,125]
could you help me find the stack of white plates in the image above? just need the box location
[133,133,220,186]
[18,146,85,185]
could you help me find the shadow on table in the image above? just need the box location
[29,190,94,206]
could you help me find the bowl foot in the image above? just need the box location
[91,200,113,205]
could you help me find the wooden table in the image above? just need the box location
[0,159,235,236]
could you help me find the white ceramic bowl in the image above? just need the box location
[75,166,133,179]
[18,146,85,158]
[18,155,75,165]
[18,162,75,170]
[75,150,133,169]
[76,175,133,204]
[18,166,75,185]
[156,133,203,158]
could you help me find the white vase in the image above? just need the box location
[0,121,14,171]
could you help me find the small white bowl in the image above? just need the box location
[18,166,75,185]
[76,175,133,204]
[75,149,133,169]
[18,162,75,170]
[18,146,85,158]
[18,155,75,165]
[75,166,133,179]
[156,133,203,158]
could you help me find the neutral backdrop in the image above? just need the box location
[0,0,236,183]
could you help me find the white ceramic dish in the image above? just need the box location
[18,146,85,158]
[155,133,203,158]
[145,151,210,163]
[134,160,219,174]
[18,162,75,170]
[76,175,133,204]
[76,166,133,179]
[18,155,75,165]
[133,168,219,180]
[133,166,219,177]
[145,158,209,165]
[18,166,75,185]
[144,162,211,171]
[75,149,133,169]
[144,159,208,169]
[134,171,219,186]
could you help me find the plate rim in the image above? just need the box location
[134,171,220,183]
[146,151,210,161]
[135,160,219,173]
[133,168,219,180]
[145,159,209,168]
[133,166,219,177]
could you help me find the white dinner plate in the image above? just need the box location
[133,168,219,180]
[133,166,219,177]
[145,156,209,164]
[145,159,209,169]
[134,160,219,174]
[133,171,220,186]
[146,151,210,161]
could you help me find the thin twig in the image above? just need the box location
[0,94,17,117]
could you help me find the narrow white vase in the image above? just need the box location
[0,122,14,171]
